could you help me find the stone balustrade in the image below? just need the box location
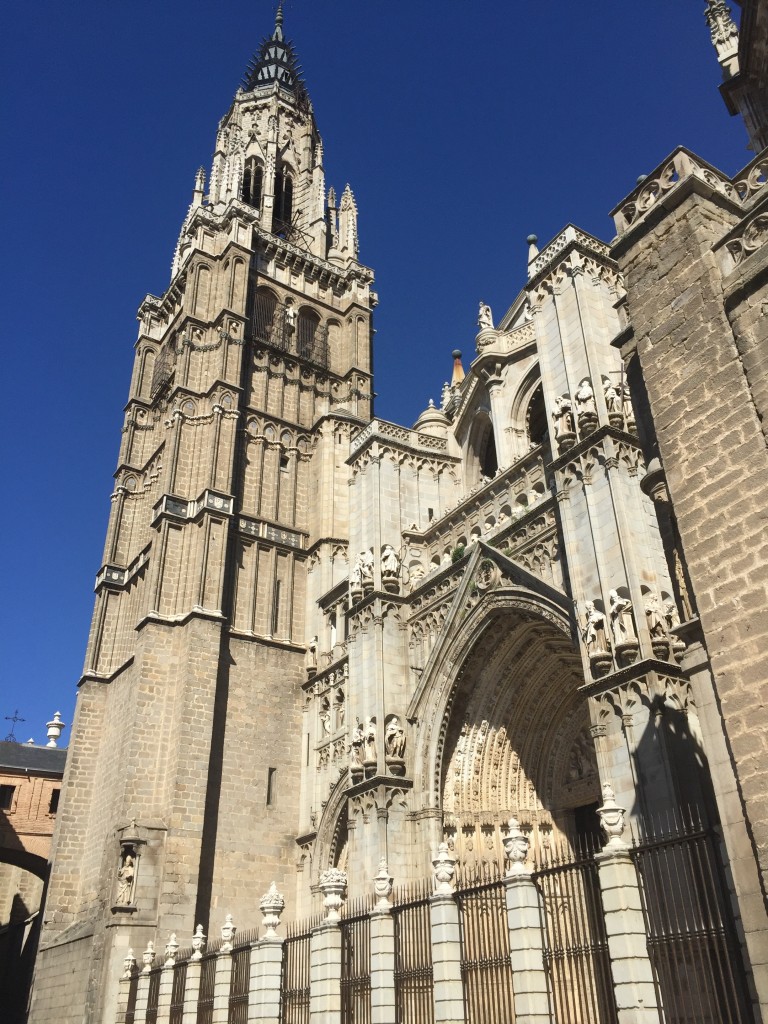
[403,447,551,579]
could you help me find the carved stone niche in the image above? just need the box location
[112,824,145,914]
[384,714,406,778]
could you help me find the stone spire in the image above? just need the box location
[241,3,309,104]
[704,0,739,76]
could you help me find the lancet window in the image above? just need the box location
[274,168,294,230]
[241,158,263,209]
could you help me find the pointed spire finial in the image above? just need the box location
[704,0,739,73]
[274,2,284,39]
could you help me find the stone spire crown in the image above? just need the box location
[241,3,309,106]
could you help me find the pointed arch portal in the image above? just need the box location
[412,585,600,873]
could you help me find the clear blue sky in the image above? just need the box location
[1,1,747,744]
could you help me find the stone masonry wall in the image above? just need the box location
[614,187,768,912]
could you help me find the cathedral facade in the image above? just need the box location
[31,4,768,1023]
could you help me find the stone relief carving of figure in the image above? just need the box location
[384,716,406,758]
[644,593,669,638]
[381,544,400,578]
[575,378,597,416]
[552,395,574,437]
[477,301,494,330]
[363,717,377,763]
[583,601,609,654]
[116,848,136,905]
[602,375,620,413]
[608,590,635,646]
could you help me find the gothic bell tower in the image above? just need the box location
[32,9,375,1023]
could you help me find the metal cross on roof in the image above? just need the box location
[4,709,26,742]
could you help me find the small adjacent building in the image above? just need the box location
[0,716,66,1024]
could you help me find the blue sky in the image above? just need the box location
[1,1,747,744]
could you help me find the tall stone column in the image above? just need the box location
[429,844,464,1024]
[594,785,658,1023]
[502,819,551,1024]
[310,869,347,1024]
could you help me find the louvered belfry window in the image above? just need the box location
[274,169,293,230]
[241,159,263,209]
[297,308,320,360]
[253,289,278,344]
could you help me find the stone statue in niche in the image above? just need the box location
[381,545,399,577]
[552,396,575,450]
[609,590,636,648]
[663,598,680,632]
[575,378,597,415]
[116,846,136,905]
[477,301,494,330]
[304,636,318,677]
[384,716,406,758]
[363,717,377,764]
[582,601,610,654]
[349,719,364,774]
[602,375,620,414]
[644,593,669,639]
[319,698,331,735]
[622,384,635,429]
[351,550,374,593]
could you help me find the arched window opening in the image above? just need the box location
[252,288,278,345]
[297,308,321,361]
[274,169,293,232]
[241,159,263,209]
[479,424,498,479]
[526,384,548,447]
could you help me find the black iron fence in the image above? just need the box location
[280,920,315,1024]
[392,880,434,1024]
[228,946,250,1024]
[340,897,373,1024]
[455,872,516,1024]
[533,841,617,1024]
[632,813,751,1024]
[145,968,161,1024]
[169,960,187,1024]
[196,952,216,1024]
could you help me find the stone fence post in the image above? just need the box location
[595,784,659,1023]
[248,883,286,1024]
[310,868,347,1024]
[155,933,179,1024]
[212,916,236,1024]
[429,843,464,1024]
[503,818,551,1024]
[133,942,156,1024]
[181,927,206,1024]
[370,859,395,1024]
[116,950,137,1024]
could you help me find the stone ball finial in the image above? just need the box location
[526,234,538,245]
[452,349,462,360]
[637,174,648,185]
